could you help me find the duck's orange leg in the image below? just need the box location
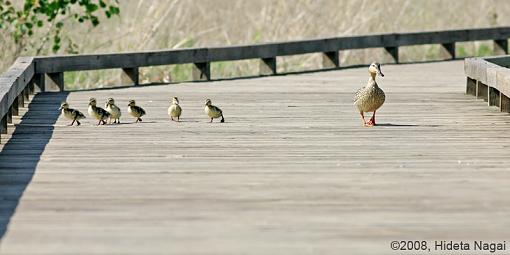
[359,112,366,126]
[366,111,376,126]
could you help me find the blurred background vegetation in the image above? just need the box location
[1,0,509,89]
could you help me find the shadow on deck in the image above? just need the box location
[0,92,68,241]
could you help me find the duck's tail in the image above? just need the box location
[220,115,225,123]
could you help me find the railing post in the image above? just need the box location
[28,78,35,94]
[6,107,12,124]
[11,97,19,116]
[501,93,510,112]
[18,93,25,109]
[48,72,64,91]
[466,77,476,96]
[121,67,139,86]
[34,73,45,92]
[322,51,339,69]
[493,39,508,55]
[192,62,211,81]
[441,43,456,59]
[476,80,488,101]
[23,86,30,102]
[384,47,399,63]
[0,114,7,135]
[259,57,277,76]
[488,87,500,107]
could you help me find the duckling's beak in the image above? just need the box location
[58,106,63,110]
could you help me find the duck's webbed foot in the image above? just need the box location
[365,111,376,126]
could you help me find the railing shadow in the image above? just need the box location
[0,92,68,242]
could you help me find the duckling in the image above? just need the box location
[127,100,146,123]
[204,99,224,123]
[353,62,386,126]
[59,102,86,126]
[105,98,121,124]
[88,98,110,125]
[168,97,182,122]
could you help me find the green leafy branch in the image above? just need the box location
[0,0,120,55]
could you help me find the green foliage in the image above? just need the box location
[476,44,492,57]
[456,45,468,58]
[0,0,120,54]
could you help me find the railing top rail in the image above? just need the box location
[465,55,510,98]
[34,26,510,73]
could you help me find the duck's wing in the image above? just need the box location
[353,87,365,102]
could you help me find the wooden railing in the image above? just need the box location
[465,55,510,112]
[2,26,510,142]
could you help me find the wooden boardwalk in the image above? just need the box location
[1,60,510,254]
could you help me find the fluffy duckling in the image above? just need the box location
[127,100,146,123]
[353,62,386,126]
[204,99,224,123]
[88,98,110,125]
[168,97,182,122]
[59,102,86,126]
[105,98,121,124]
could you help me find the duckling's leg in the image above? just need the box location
[139,118,142,122]
[76,120,81,126]
[220,115,225,123]
[97,119,102,125]
[177,117,180,122]
[210,118,213,123]
[69,118,76,126]
[171,117,174,121]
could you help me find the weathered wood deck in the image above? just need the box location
[1,61,510,254]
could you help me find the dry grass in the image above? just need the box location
[1,0,510,88]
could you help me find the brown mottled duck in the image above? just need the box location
[354,62,385,126]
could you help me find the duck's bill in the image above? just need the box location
[377,66,384,77]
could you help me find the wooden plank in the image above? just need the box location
[34,48,209,73]
[2,61,510,254]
